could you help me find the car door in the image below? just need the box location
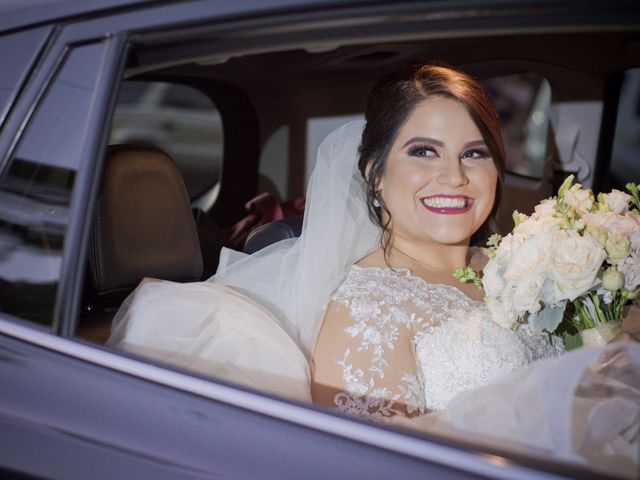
[0,2,619,479]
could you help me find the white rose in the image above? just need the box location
[619,250,640,290]
[548,234,605,301]
[481,258,506,298]
[584,224,607,248]
[605,230,631,265]
[630,228,640,252]
[514,219,554,238]
[564,184,595,215]
[528,198,566,230]
[602,189,631,214]
[485,295,518,330]
[512,275,544,313]
[532,198,557,219]
[493,232,521,264]
[583,211,638,237]
[504,233,553,281]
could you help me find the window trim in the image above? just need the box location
[54,34,130,337]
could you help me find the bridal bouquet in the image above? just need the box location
[457,177,640,346]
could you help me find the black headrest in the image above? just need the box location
[89,145,203,302]
[244,217,303,254]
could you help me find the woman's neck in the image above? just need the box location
[388,235,469,275]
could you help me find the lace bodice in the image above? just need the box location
[321,265,563,419]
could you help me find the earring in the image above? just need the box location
[372,197,381,208]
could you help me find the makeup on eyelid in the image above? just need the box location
[378,95,498,247]
[406,143,490,160]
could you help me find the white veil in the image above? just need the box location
[211,120,379,358]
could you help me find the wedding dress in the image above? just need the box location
[327,265,564,417]
[108,121,640,478]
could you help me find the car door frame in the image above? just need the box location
[0,1,633,478]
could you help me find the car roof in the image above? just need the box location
[0,0,146,31]
[0,0,365,33]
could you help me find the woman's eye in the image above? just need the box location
[408,144,438,157]
[462,149,490,160]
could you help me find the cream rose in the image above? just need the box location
[485,295,518,330]
[548,234,605,301]
[584,224,607,248]
[481,258,506,298]
[583,211,637,237]
[563,184,595,215]
[605,230,631,265]
[630,229,640,252]
[602,189,631,214]
[512,274,544,313]
[619,250,640,291]
[504,233,553,281]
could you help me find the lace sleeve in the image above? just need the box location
[312,298,425,420]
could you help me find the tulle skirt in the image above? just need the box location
[108,279,639,478]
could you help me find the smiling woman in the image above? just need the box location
[312,64,554,416]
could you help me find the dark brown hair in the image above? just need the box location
[358,63,506,253]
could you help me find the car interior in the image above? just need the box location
[75,23,640,364]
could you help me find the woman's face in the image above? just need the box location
[378,95,498,247]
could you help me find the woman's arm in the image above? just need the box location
[312,299,424,419]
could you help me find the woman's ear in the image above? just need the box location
[364,160,384,192]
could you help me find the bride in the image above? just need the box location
[312,64,564,417]
[108,64,639,477]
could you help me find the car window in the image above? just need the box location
[258,73,551,202]
[163,84,213,111]
[0,42,107,327]
[0,27,52,127]
[610,67,640,189]
[481,73,550,179]
[110,81,223,201]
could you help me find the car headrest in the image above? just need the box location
[244,217,303,254]
[89,145,203,302]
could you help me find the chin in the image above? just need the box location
[421,223,477,246]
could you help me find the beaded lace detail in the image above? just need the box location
[331,265,564,417]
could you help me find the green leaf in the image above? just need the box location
[529,303,566,334]
[452,266,482,289]
[487,233,502,248]
[563,332,583,351]
[626,182,640,212]
[557,174,575,198]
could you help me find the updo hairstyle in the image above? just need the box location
[357,63,506,249]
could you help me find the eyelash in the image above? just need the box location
[462,148,490,160]
[407,143,438,157]
[407,144,490,160]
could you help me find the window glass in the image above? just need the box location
[110,81,223,200]
[0,42,106,327]
[481,73,551,178]
[610,68,640,189]
[258,125,290,201]
[0,27,52,127]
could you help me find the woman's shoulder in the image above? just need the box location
[333,263,416,303]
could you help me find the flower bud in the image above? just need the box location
[602,267,625,291]
[605,231,631,265]
[601,189,631,214]
[584,224,607,248]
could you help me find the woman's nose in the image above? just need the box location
[437,161,469,186]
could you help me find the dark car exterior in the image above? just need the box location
[1,1,639,478]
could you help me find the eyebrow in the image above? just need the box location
[401,137,486,149]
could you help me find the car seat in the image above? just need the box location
[78,145,203,342]
[243,216,303,254]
